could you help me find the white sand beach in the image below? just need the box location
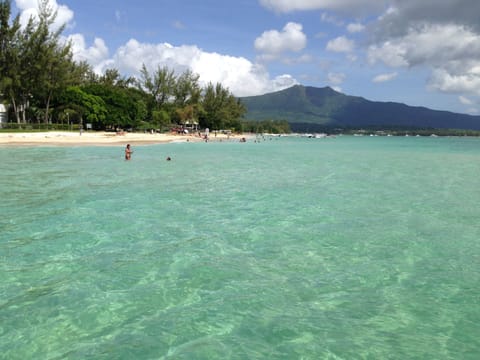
[0,131,247,146]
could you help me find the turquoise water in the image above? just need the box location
[1,136,479,359]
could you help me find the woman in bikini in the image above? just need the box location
[125,144,133,160]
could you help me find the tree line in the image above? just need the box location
[0,0,262,132]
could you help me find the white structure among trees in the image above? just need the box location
[0,103,8,126]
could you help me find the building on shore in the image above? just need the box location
[0,93,8,126]
[0,103,8,127]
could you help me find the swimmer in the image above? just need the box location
[125,144,133,160]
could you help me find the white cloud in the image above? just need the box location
[374,1,480,41]
[460,96,479,113]
[270,74,300,91]
[346,53,358,62]
[320,13,344,26]
[368,23,480,95]
[429,68,480,96]
[367,42,408,67]
[69,36,298,97]
[347,22,365,33]
[366,1,480,98]
[372,72,398,83]
[369,24,480,68]
[459,95,473,105]
[16,0,74,31]
[259,0,385,15]
[326,36,354,53]
[327,72,345,85]
[254,22,307,61]
[67,34,110,73]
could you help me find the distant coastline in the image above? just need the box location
[288,124,480,137]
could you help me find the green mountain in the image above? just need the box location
[240,85,480,131]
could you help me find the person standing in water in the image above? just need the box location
[125,144,133,160]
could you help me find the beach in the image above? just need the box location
[0,131,245,146]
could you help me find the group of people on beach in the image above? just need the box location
[125,144,171,161]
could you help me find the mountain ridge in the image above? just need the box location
[240,85,480,131]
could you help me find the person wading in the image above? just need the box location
[125,144,133,160]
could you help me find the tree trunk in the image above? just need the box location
[44,92,51,124]
[9,94,20,124]
[21,99,26,123]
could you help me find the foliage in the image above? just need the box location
[199,82,246,130]
[0,0,20,100]
[59,86,107,126]
[152,109,171,130]
[0,4,246,131]
[137,64,176,110]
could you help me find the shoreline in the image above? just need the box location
[0,131,250,147]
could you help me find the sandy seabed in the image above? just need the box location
[0,131,246,147]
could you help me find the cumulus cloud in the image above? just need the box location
[68,36,298,97]
[428,68,480,96]
[367,42,408,68]
[67,34,111,73]
[254,22,307,61]
[367,1,480,97]
[259,0,385,16]
[16,0,74,31]
[368,23,480,95]
[326,36,354,53]
[372,72,398,83]
[369,24,480,68]
[373,0,480,41]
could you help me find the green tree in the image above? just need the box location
[0,0,20,121]
[82,83,146,129]
[200,82,246,130]
[172,70,201,126]
[61,86,107,127]
[174,69,201,107]
[135,98,148,123]
[0,0,20,98]
[69,60,93,86]
[12,14,37,123]
[0,0,23,123]
[1,0,75,124]
[152,109,171,131]
[99,68,135,88]
[33,0,76,124]
[137,64,176,109]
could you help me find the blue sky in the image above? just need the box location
[12,0,480,115]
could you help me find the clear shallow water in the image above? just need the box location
[1,136,479,359]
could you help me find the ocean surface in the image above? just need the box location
[1,135,479,359]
